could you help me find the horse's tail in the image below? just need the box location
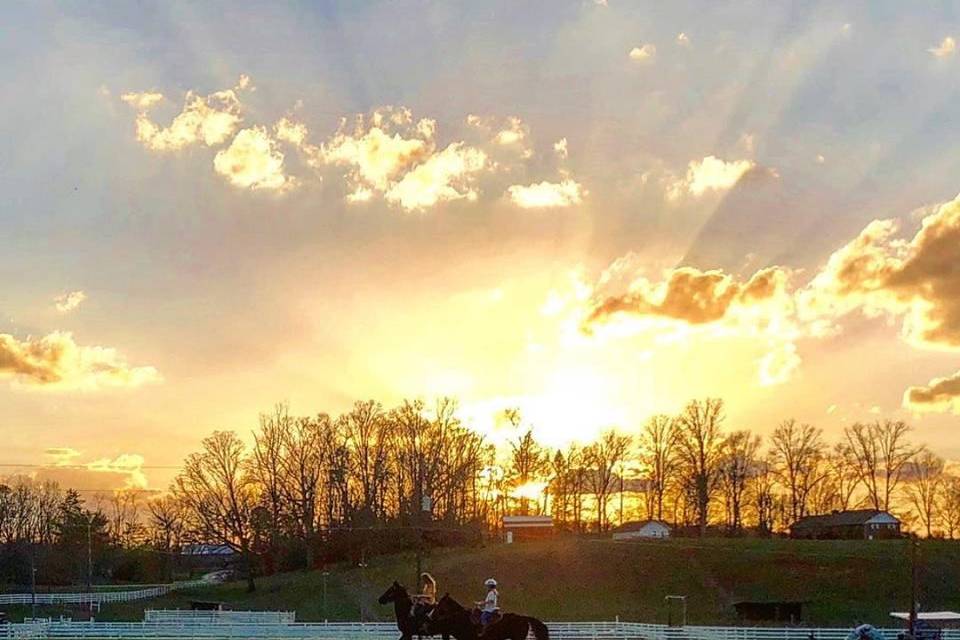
[526,617,549,640]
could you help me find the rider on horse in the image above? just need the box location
[476,578,500,628]
[412,572,438,630]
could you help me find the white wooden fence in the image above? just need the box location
[1,621,949,640]
[0,582,205,606]
[144,611,297,625]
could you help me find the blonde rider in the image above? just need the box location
[414,572,437,605]
[411,572,437,629]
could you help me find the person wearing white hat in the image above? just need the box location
[476,578,499,627]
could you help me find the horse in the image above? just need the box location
[430,593,549,640]
[378,581,448,640]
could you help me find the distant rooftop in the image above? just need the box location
[890,612,960,622]
[791,509,898,529]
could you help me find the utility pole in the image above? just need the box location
[909,537,919,639]
[321,570,330,622]
[358,552,368,623]
[618,462,625,527]
[87,518,93,592]
[30,550,37,619]
[415,495,431,586]
[87,517,94,615]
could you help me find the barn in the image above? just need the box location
[502,515,554,543]
[790,509,901,540]
[612,519,671,540]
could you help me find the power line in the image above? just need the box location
[0,463,182,470]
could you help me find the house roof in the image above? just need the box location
[791,509,900,530]
[181,544,236,556]
[890,612,960,622]
[503,515,553,528]
[614,519,671,532]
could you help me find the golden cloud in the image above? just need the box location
[928,36,956,58]
[120,91,163,111]
[578,263,799,385]
[578,193,960,406]
[32,450,150,490]
[629,44,656,62]
[384,143,487,211]
[666,155,756,201]
[121,76,250,151]
[758,342,802,387]
[54,290,86,313]
[0,331,161,390]
[120,78,585,211]
[507,179,585,209]
[553,138,569,160]
[275,107,498,209]
[467,115,532,157]
[45,447,82,466]
[904,370,960,414]
[320,107,435,197]
[587,265,791,326]
[87,454,148,489]
[804,194,960,350]
[275,117,310,147]
[493,117,529,147]
[213,126,292,191]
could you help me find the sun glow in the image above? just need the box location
[511,481,548,501]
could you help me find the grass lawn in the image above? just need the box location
[4,537,956,627]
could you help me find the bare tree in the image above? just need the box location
[718,430,761,532]
[826,443,861,511]
[584,430,632,531]
[906,450,944,537]
[343,401,393,520]
[940,476,960,539]
[561,445,588,532]
[844,420,918,511]
[750,457,779,535]
[249,404,292,564]
[148,495,186,580]
[638,415,677,522]
[109,489,146,547]
[174,431,261,592]
[771,420,826,522]
[279,414,330,568]
[506,422,549,515]
[675,398,726,535]
[548,450,571,525]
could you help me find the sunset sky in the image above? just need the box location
[3,2,960,492]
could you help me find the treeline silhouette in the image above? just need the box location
[2,397,959,591]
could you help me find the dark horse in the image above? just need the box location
[430,593,549,640]
[378,581,449,640]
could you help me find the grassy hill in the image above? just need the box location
[8,537,960,627]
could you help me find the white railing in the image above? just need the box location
[144,610,297,624]
[0,581,205,606]
[2,621,952,640]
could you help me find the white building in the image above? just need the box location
[612,519,671,540]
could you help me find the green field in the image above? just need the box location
[6,537,958,627]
